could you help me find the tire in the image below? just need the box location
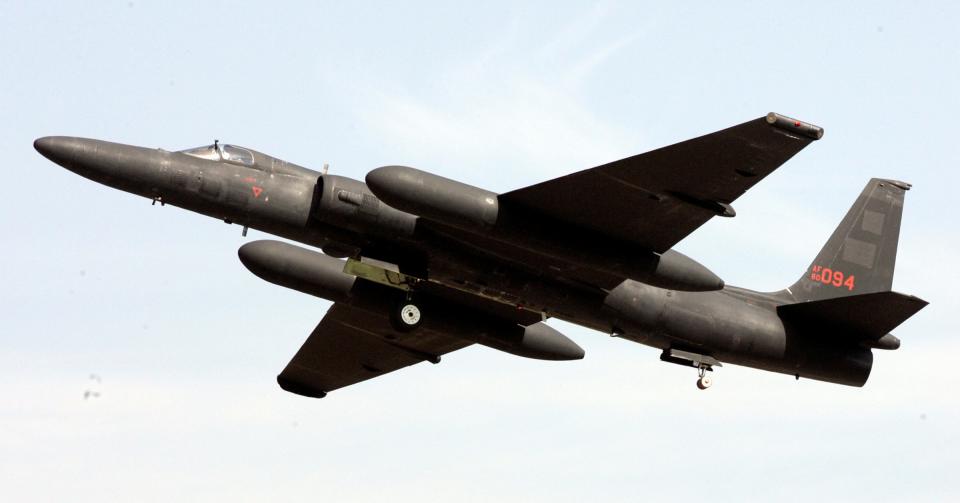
[697,375,713,390]
[392,301,423,331]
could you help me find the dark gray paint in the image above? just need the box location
[238,239,584,364]
[33,113,927,396]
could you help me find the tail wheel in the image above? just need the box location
[392,301,423,331]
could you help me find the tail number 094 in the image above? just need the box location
[810,265,855,291]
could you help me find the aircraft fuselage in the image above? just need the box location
[34,133,914,391]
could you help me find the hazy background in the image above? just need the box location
[2,2,957,501]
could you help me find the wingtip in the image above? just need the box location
[277,375,328,398]
[880,179,912,191]
[765,112,824,140]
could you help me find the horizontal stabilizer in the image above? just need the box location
[777,291,927,340]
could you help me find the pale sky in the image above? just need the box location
[2,2,958,501]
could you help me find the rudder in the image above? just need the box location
[785,178,911,302]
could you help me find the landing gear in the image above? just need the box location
[391,297,423,331]
[696,365,714,390]
[659,349,720,391]
[398,303,422,327]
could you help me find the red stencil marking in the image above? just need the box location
[810,265,856,290]
[252,186,263,198]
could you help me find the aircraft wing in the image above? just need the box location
[277,303,472,397]
[500,113,823,253]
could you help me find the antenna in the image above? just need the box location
[322,163,329,175]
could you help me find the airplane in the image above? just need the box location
[34,113,927,396]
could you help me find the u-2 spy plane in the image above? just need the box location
[35,113,926,396]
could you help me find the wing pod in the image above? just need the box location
[366,166,723,291]
[476,321,584,361]
[238,240,584,361]
[238,239,356,303]
[366,165,499,228]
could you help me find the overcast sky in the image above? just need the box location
[2,1,958,501]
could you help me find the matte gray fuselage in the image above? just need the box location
[34,135,894,388]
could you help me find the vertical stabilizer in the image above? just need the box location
[785,178,910,302]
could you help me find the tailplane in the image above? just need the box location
[784,178,911,302]
[777,291,927,349]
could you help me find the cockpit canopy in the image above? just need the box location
[180,143,255,167]
[177,142,318,179]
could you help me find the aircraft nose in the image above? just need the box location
[33,136,153,186]
[33,136,107,178]
[34,136,170,198]
[34,136,75,164]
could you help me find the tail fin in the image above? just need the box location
[785,178,910,302]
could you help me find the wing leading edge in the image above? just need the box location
[500,113,823,253]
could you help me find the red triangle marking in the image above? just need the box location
[252,186,263,198]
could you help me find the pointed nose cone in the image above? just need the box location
[34,136,77,165]
[33,136,114,180]
[33,136,168,197]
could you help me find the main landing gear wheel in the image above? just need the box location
[696,364,714,390]
[392,299,423,331]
